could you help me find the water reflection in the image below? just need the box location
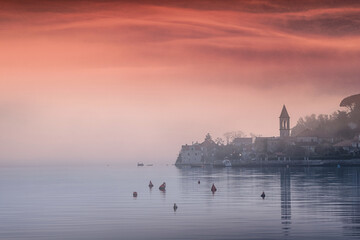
[2,166,360,240]
[175,166,360,237]
[342,168,360,237]
[280,168,291,235]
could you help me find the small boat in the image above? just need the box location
[149,181,154,188]
[222,159,232,167]
[137,162,144,166]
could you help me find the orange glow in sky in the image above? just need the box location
[0,0,359,165]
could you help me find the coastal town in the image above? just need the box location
[175,94,360,167]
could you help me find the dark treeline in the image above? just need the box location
[292,94,360,139]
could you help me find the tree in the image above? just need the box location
[291,114,319,137]
[205,133,212,142]
[340,94,360,113]
[223,131,246,144]
[291,108,357,139]
[215,137,224,145]
[340,94,360,134]
[223,132,232,144]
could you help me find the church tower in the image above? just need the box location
[279,105,290,137]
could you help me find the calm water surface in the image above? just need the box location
[0,165,360,240]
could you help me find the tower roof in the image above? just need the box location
[279,105,290,118]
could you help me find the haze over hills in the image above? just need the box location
[176,94,360,166]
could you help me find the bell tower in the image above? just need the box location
[279,105,290,137]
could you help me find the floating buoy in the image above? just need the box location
[173,203,178,211]
[261,191,265,199]
[211,184,217,193]
[149,181,154,188]
[159,182,166,191]
[133,192,138,197]
[198,180,200,184]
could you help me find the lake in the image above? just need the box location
[0,165,359,240]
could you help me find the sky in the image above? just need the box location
[0,0,360,166]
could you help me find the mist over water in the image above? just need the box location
[0,165,359,240]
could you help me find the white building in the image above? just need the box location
[178,144,203,165]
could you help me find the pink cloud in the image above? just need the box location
[0,0,359,164]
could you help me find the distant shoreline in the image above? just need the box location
[175,158,360,167]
